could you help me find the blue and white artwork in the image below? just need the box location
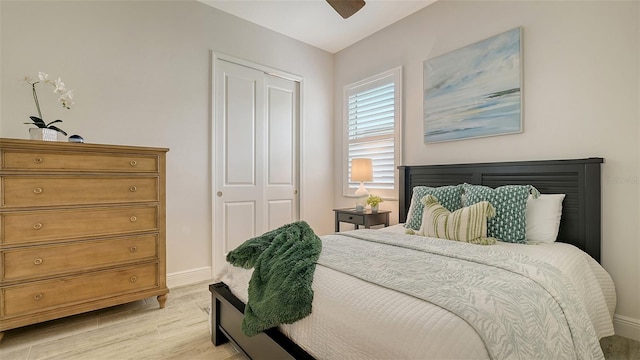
[424,27,522,143]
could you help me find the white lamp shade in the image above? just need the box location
[351,158,373,182]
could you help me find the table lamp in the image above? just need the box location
[351,158,373,211]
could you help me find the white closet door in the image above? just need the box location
[213,59,299,275]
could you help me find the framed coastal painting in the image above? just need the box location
[423,27,522,143]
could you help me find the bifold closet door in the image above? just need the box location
[213,59,299,275]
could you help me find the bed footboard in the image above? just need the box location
[209,282,314,360]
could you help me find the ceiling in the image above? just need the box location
[199,0,437,54]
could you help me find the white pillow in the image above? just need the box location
[526,194,565,243]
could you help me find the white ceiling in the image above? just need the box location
[199,0,436,53]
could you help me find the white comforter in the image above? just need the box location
[217,225,615,360]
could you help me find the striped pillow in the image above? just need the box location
[418,195,497,245]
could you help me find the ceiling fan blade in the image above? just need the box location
[326,0,366,19]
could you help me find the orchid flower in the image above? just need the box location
[54,78,66,93]
[58,90,74,109]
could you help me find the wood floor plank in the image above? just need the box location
[0,282,241,360]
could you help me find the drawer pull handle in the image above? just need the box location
[130,160,138,167]
[348,216,353,220]
[34,258,43,265]
[129,185,138,192]
[130,246,138,253]
[33,293,44,301]
[130,276,138,283]
[33,187,43,194]
[34,157,43,164]
[130,216,138,222]
[33,223,43,230]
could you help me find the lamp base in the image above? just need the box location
[354,182,369,211]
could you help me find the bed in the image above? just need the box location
[209,157,614,359]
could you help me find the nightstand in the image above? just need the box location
[333,208,391,232]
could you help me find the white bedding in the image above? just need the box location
[216,224,616,360]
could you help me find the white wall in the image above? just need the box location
[333,0,640,340]
[0,1,335,286]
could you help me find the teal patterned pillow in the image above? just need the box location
[404,185,463,230]
[463,183,539,243]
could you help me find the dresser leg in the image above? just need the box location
[157,294,168,309]
[0,332,4,342]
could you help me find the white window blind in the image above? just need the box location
[343,67,402,198]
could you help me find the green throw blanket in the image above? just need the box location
[226,221,322,337]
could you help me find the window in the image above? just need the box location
[343,67,402,199]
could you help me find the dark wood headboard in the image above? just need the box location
[398,158,604,262]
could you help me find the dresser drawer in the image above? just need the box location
[1,206,158,246]
[1,235,158,282]
[2,176,158,207]
[337,212,365,225]
[1,264,159,317]
[2,151,158,172]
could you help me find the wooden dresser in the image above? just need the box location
[0,138,169,340]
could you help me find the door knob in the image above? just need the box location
[217,191,223,197]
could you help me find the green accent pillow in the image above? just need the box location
[418,195,496,245]
[404,185,464,230]
[463,183,540,243]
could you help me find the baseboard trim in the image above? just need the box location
[167,266,213,288]
[613,314,640,341]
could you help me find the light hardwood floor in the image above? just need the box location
[1,281,638,360]
[0,282,242,360]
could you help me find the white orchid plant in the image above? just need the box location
[24,72,74,136]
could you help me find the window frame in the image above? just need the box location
[342,67,402,200]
